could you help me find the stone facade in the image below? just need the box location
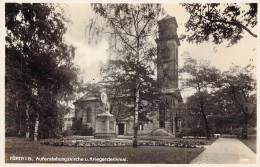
[72,15,182,136]
[155,15,182,136]
[63,110,74,131]
[74,97,103,129]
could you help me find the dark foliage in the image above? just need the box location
[182,3,257,46]
[71,118,93,136]
[5,3,79,140]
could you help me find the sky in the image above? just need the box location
[63,3,257,99]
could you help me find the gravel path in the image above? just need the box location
[190,138,256,164]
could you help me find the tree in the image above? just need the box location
[180,57,221,140]
[186,92,218,137]
[208,83,249,135]
[87,4,164,147]
[5,3,79,140]
[181,3,257,46]
[217,65,256,139]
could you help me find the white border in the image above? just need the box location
[0,0,259,167]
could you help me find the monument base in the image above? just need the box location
[94,113,117,139]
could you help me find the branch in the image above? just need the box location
[207,17,257,38]
[132,10,139,38]
[138,17,152,37]
[103,30,136,38]
[112,25,138,53]
[111,18,137,38]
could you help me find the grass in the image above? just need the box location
[240,137,256,153]
[6,137,205,164]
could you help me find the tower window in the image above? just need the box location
[161,47,170,59]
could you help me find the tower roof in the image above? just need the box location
[161,14,174,21]
[158,14,178,27]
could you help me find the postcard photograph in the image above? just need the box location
[2,0,258,165]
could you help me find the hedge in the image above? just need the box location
[40,138,207,148]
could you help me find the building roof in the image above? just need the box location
[73,94,99,105]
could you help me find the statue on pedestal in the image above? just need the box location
[100,89,110,114]
[94,88,116,139]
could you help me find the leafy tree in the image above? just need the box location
[210,87,243,134]
[180,57,221,140]
[87,4,164,147]
[217,65,256,139]
[5,3,79,140]
[186,91,218,139]
[181,3,257,46]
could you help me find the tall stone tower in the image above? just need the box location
[156,15,180,91]
[155,15,181,135]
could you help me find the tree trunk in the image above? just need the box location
[201,111,210,140]
[34,114,39,141]
[133,38,140,148]
[242,114,248,139]
[25,103,30,140]
[16,100,22,136]
[133,88,139,148]
[200,95,210,140]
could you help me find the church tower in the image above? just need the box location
[155,15,181,135]
[156,15,180,91]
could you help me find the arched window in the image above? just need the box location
[159,103,166,128]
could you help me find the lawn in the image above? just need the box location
[240,137,256,153]
[5,137,205,164]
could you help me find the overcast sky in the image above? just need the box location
[63,3,257,99]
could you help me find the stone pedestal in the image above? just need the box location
[94,113,117,139]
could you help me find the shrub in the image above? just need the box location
[79,125,93,136]
[178,127,207,138]
[176,128,189,138]
[71,118,93,136]
[40,138,207,148]
[71,118,82,132]
[231,128,242,136]
[247,127,256,135]
[5,127,25,137]
[62,129,74,137]
[229,127,256,138]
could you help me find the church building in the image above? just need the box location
[72,15,183,137]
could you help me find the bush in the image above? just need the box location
[178,127,207,138]
[62,129,74,137]
[247,127,256,135]
[71,118,93,136]
[40,138,207,148]
[176,128,189,138]
[221,134,238,138]
[5,127,25,137]
[79,125,93,136]
[230,128,242,136]
[71,118,82,132]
